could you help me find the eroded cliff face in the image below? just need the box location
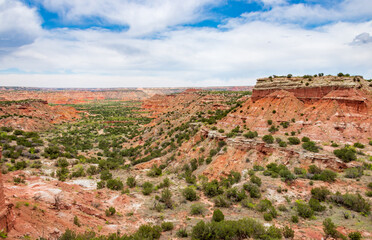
[0,100,81,131]
[219,76,372,143]
[0,149,15,233]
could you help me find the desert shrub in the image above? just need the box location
[344,167,363,179]
[126,176,136,188]
[278,205,287,212]
[244,131,258,139]
[214,196,231,208]
[330,192,370,214]
[308,165,321,174]
[56,158,69,168]
[311,187,330,201]
[291,215,299,223]
[263,212,273,221]
[135,224,162,239]
[73,216,81,227]
[176,228,188,238]
[203,180,223,198]
[262,135,274,144]
[369,140,372,146]
[334,146,357,163]
[301,137,310,142]
[369,182,372,189]
[190,203,205,215]
[250,175,262,187]
[279,169,296,182]
[268,125,278,133]
[212,209,224,222]
[279,141,287,147]
[100,170,112,180]
[161,222,174,232]
[322,218,346,239]
[142,181,153,195]
[183,187,198,201]
[312,169,337,182]
[225,187,246,202]
[105,206,116,216]
[309,198,326,212]
[56,167,69,181]
[147,165,162,177]
[265,226,282,239]
[302,141,319,152]
[282,226,294,238]
[159,188,173,209]
[348,232,362,240]
[353,142,364,149]
[97,181,105,189]
[288,137,300,145]
[106,178,124,191]
[243,183,261,198]
[366,191,372,197]
[87,165,98,176]
[267,120,273,125]
[294,167,306,175]
[296,201,314,218]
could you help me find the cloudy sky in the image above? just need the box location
[0,0,372,88]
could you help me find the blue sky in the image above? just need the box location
[0,0,372,87]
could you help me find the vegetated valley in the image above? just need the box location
[0,74,371,240]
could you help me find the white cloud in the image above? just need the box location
[36,0,222,36]
[0,0,42,54]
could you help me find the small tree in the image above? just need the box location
[212,209,224,222]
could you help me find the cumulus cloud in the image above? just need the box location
[35,0,222,36]
[0,0,42,52]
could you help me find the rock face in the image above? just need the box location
[0,149,15,232]
[0,99,80,131]
[220,76,372,142]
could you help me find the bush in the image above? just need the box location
[183,187,198,201]
[106,178,124,191]
[135,224,162,239]
[57,158,69,168]
[279,141,287,147]
[265,226,282,239]
[288,137,300,145]
[97,181,105,189]
[302,141,319,152]
[225,187,246,202]
[263,212,273,221]
[214,196,231,208]
[105,207,116,216]
[296,201,314,218]
[100,170,112,180]
[331,193,370,214]
[190,203,205,215]
[282,226,295,238]
[353,142,364,149]
[301,137,310,142]
[291,215,299,223]
[147,165,162,177]
[250,175,262,187]
[279,169,295,182]
[345,167,363,179]
[176,228,188,238]
[142,181,153,195]
[212,209,224,222]
[323,218,345,239]
[334,146,357,163]
[243,183,261,198]
[311,187,330,201]
[126,176,136,188]
[309,198,326,212]
[244,131,258,139]
[308,165,321,174]
[262,135,274,144]
[73,216,81,227]
[203,180,223,198]
[348,232,362,240]
[312,169,337,182]
[159,188,173,209]
[161,222,174,232]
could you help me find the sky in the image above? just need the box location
[0,0,372,88]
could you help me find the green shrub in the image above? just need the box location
[302,141,319,152]
[159,188,173,209]
[322,218,345,239]
[105,206,116,216]
[279,141,287,147]
[142,181,153,195]
[147,165,162,177]
[334,146,357,163]
[265,226,282,239]
[176,228,188,238]
[301,137,310,142]
[296,201,314,218]
[291,215,299,223]
[212,209,224,222]
[135,224,162,239]
[282,226,294,238]
[244,131,258,139]
[279,169,295,182]
[106,178,124,191]
[330,193,370,214]
[288,137,300,145]
[190,203,205,215]
[345,167,363,179]
[308,165,321,174]
[366,191,372,197]
[263,212,273,221]
[225,187,246,202]
[203,180,223,198]
[214,196,231,208]
[262,135,274,144]
[311,187,330,201]
[57,158,69,168]
[309,198,326,212]
[97,181,105,189]
[126,176,136,188]
[312,169,337,182]
[348,232,362,240]
[243,183,261,198]
[100,170,112,180]
[183,187,198,201]
[73,216,81,227]
[353,142,364,149]
[250,175,262,187]
[161,222,174,232]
